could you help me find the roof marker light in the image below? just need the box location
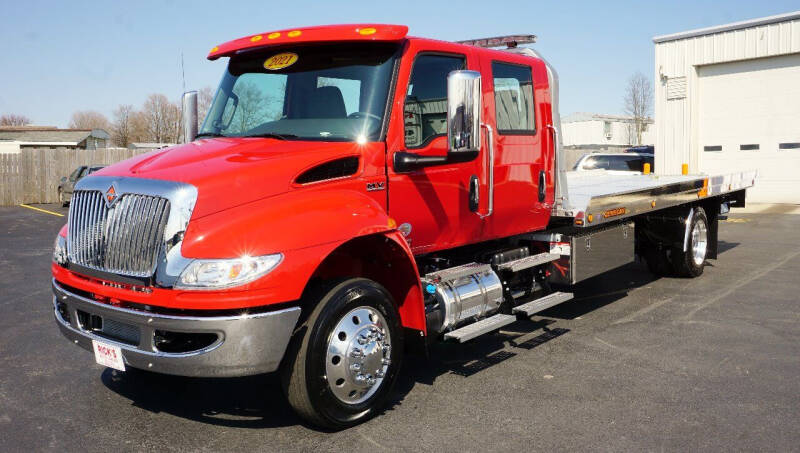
[288,30,302,37]
[210,46,219,53]
[358,27,377,35]
[268,32,281,39]
[250,35,263,42]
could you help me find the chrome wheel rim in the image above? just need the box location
[325,306,391,405]
[691,219,708,266]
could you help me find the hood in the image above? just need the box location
[95,138,375,219]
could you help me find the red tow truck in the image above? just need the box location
[51,24,755,428]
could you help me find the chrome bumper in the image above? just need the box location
[52,279,301,377]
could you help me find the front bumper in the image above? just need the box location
[52,279,301,377]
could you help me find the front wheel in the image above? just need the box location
[281,278,403,429]
[672,207,709,277]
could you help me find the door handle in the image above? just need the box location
[469,175,479,212]
[538,170,546,202]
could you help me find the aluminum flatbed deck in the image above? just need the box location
[553,170,757,227]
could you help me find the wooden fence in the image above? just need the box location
[0,148,153,206]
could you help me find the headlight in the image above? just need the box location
[53,235,67,266]
[176,254,283,289]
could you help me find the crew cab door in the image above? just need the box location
[479,55,551,237]
[386,42,483,254]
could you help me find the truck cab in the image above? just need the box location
[51,24,752,429]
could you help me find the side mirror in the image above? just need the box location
[181,91,198,143]
[447,70,481,154]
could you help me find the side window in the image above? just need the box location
[607,155,640,171]
[581,156,605,170]
[404,54,465,148]
[69,168,81,181]
[492,62,535,134]
[77,167,89,179]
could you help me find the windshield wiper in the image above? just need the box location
[195,132,226,138]
[245,133,298,140]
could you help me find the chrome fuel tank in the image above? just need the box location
[422,263,504,334]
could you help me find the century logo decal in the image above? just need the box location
[104,182,120,208]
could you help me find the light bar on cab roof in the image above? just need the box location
[456,34,537,48]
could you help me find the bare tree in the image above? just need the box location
[0,114,32,127]
[68,110,110,130]
[110,104,136,147]
[197,86,214,126]
[232,82,270,132]
[140,94,180,143]
[129,110,149,144]
[623,72,653,145]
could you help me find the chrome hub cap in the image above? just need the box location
[325,306,391,404]
[691,219,708,266]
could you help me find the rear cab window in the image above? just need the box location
[491,62,535,135]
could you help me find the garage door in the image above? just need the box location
[698,53,800,203]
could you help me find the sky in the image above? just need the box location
[1,0,797,127]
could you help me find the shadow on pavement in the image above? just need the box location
[101,368,301,429]
[99,259,705,429]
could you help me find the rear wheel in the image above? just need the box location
[672,207,709,277]
[643,245,672,276]
[281,278,403,429]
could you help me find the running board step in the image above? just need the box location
[512,292,574,317]
[443,314,516,343]
[496,253,560,272]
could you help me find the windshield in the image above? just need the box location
[199,42,398,142]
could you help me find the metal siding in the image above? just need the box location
[654,17,800,176]
[697,54,800,203]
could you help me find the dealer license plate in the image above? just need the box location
[92,339,126,371]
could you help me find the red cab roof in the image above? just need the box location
[207,24,409,60]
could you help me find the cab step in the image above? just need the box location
[496,252,560,273]
[512,291,574,317]
[443,314,516,343]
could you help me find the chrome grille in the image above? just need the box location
[67,190,171,277]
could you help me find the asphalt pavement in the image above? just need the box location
[1,203,798,452]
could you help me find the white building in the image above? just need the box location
[653,11,800,203]
[561,113,654,150]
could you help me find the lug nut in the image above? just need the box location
[358,334,368,345]
[350,363,361,371]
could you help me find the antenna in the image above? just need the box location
[181,51,186,93]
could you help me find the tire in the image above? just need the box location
[281,278,404,429]
[643,245,672,276]
[671,207,709,278]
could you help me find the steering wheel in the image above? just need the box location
[347,111,381,121]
